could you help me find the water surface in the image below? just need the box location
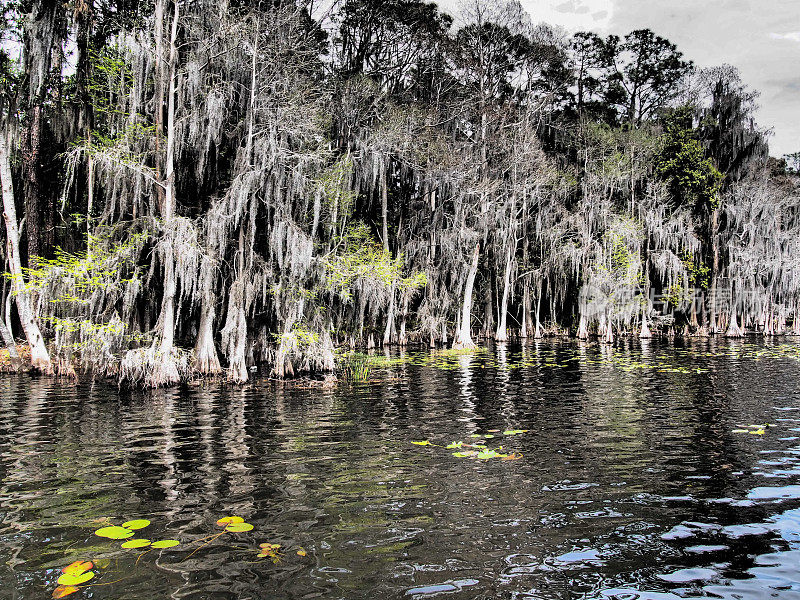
[2,339,800,599]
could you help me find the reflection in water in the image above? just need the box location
[0,340,799,599]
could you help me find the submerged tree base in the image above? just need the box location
[2,324,799,387]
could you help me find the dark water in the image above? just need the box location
[2,340,800,600]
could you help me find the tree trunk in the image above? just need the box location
[381,162,389,253]
[149,0,182,386]
[382,283,396,346]
[639,303,651,338]
[0,132,51,372]
[453,243,479,349]
[495,244,513,342]
[534,283,543,339]
[194,298,221,375]
[520,281,529,339]
[0,283,23,371]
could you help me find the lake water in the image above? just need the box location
[2,340,800,600]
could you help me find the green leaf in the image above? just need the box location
[57,571,94,586]
[151,540,180,549]
[121,519,150,530]
[94,526,134,539]
[121,539,151,549]
[502,430,528,436]
[476,449,507,460]
[446,441,463,449]
[225,522,254,533]
[410,441,430,446]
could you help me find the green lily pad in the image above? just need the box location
[503,430,528,435]
[57,571,94,586]
[476,449,507,459]
[225,522,254,532]
[94,526,134,539]
[121,538,151,549]
[446,441,463,449]
[410,441,431,446]
[121,519,150,530]
[151,540,180,549]
[216,516,244,526]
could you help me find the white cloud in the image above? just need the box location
[770,32,800,42]
[521,0,614,31]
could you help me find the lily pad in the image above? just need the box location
[62,561,92,576]
[94,526,134,539]
[446,441,463,449]
[151,539,180,549]
[122,519,150,530]
[57,571,94,586]
[52,586,79,599]
[226,522,254,533]
[503,430,528,435]
[410,441,431,446]
[121,538,151,549]
[216,516,244,526]
[476,449,507,459]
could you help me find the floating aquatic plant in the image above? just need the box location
[53,560,96,597]
[122,519,151,530]
[733,423,775,435]
[411,429,529,460]
[94,525,135,539]
[257,542,282,562]
[52,586,79,598]
[121,539,151,549]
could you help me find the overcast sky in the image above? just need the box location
[441,0,799,157]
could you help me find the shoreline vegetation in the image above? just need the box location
[3,337,800,385]
[1,0,799,388]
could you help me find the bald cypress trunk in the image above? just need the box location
[0,132,51,372]
[453,243,479,349]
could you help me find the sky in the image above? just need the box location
[440,0,799,158]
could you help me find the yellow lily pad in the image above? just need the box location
[216,516,244,526]
[56,571,94,586]
[121,538,151,549]
[151,539,180,548]
[122,519,150,530]
[151,540,180,549]
[225,522,254,533]
[94,526,134,539]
